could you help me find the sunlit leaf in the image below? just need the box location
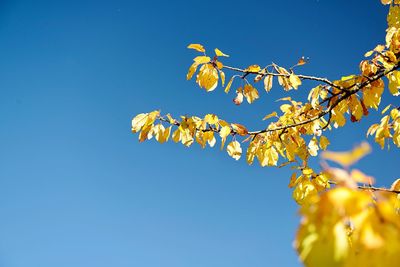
[214,48,229,57]
[187,43,205,52]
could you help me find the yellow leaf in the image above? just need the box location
[233,88,244,105]
[391,108,400,120]
[196,64,219,91]
[204,114,219,125]
[172,128,181,143]
[220,70,225,86]
[243,84,259,104]
[366,124,380,137]
[350,169,375,184]
[348,95,363,122]
[214,48,229,57]
[390,178,400,191]
[308,137,319,157]
[181,129,194,147]
[262,111,278,120]
[231,123,248,136]
[278,76,293,91]
[302,168,314,176]
[224,76,234,93]
[132,113,148,133]
[292,180,317,204]
[193,56,211,64]
[388,71,400,96]
[321,142,371,167]
[289,73,302,89]
[227,141,242,160]
[388,5,400,28]
[362,79,384,109]
[154,124,171,144]
[245,65,261,72]
[319,136,330,150]
[263,75,273,92]
[258,146,279,166]
[364,50,374,57]
[381,104,392,114]
[288,173,298,188]
[246,141,258,165]
[219,126,231,150]
[280,104,292,113]
[139,124,153,142]
[215,61,223,69]
[186,62,198,80]
[187,43,205,53]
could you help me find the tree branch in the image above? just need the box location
[222,64,339,89]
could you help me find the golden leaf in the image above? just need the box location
[233,88,244,105]
[219,126,231,150]
[307,137,319,157]
[231,123,248,136]
[262,111,278,121]
[204,114,219,125]
[388,71,400,96]
[263,75,273,92]
[319,136,330,150]
[390,178,400,191]
[381,104,392,114]
[214,48,229,57]
[243,84,259,104]
[132,113,149,133]
[289,73,302,89]
[187,43,205,53]
[224,76,234,93]
[196,64,219,91]
[227,141,242,160]
[193,56,211,64]
[172,128,181,143]
[245,65,261,72]
[350,169,375,184]
[186,62,198,80]
[321,142,371,167]
[220,70,225,86]
[288,173,298,188]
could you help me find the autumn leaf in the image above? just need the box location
[321,142,371,167]
[243,84,259,104]
[262,111,278,120]
[187,43,205,53]
[224,76,234,93]
[214,48,229,57]
[289,73,302,89]
[231,123,248,136]
[264,75,273,92]
[297,56,309,66]
[193,56,211,64]
[227,141,242,160]
[233,88,244,105]
[245,65,261,72]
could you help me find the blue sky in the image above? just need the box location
[0,1,399,266]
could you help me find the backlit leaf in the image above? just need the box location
[187,43,205,52]
[214,48,229,57]
[227,141,242,160]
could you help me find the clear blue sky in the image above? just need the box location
[0,1,399,266]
